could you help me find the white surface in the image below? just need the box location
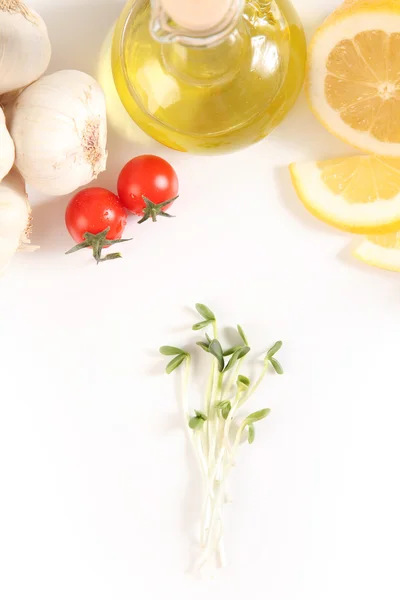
[1,1,400,598]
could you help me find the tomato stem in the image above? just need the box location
[138,195,178,224]
[66,227,132,264]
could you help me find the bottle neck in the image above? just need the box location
[150,0,245,47]
[161,24,248,87]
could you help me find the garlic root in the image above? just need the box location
[0,1,51,96]
[9,70,108,196]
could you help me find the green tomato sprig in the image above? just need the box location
[160,303,284,574]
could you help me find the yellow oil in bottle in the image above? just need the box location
[112,0,306,154]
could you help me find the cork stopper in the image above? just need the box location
[160,0,233,32]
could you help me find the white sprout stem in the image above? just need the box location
[199,405,239,565]
[200,379,242,562]
[199,361,272,566]
[199,371,214,549]
[215,417,228,568]
[181,357,208,485]
[181,355,191,418]
[179,358,210,554]
[208,361,269,485]
[200,337,218,547]
[210,417,228,566]
[196,488,222,570]
[220,356,246,456]
[208,371,223,472]
[223,357,242,397]
[217,526,227,568]
[239,362,269,409]
[201,366,221,546]
[203,420,246,559]
[201,320,223,544]
[207,319,220,469]
[207,357,245,489]
[203,359,215,472]
[197,459,230,570]
[207,388,241,488]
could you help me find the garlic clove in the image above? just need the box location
[0,107,15,182]
[0,1,52,95]
[0,168,32,274]
[9,70,108,196]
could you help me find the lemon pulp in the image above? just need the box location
[325,32,400,143]
[366,231,400,248]
[318,156,400,203]
[354,231,400,272]
[112,0,306,154]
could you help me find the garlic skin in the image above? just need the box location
[0,1,51,95]
[0,168,32,274]
[9,70,108,196]
[0,107,15,182]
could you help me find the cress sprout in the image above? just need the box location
[160,304,284,573]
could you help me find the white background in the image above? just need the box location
[1,0,400,597]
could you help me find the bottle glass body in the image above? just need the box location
[112,0,306,154]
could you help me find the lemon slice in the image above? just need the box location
[290,155,400,233]
[307,0,400,156]
[354,231,400,271]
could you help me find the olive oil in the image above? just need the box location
[112,0,306,154]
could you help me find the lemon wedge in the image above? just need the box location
[307,0,400,156]
[354,231,400,270]
[290,155,400,233]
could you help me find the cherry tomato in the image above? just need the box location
[117,155,179,223]
[66,187,127,243]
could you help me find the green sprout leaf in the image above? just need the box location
[195,410,208,421]
[267,341,283,359]
[209,339,225,372]
[196,341,210,353]
[270,357,284,375]
[237,325,249,345]
[224,346,250,372]
[248,423,255,445]
[189,417,206,431]
[245,408,271,425]
[216,401,232,420]
[195,304,215,321]
[222,403,231,420]
[237,345,251,359]
[237,375,250,390]
[223,345,242,357]
[160,346,186,356]
[205,333,212,344]
[189,411,207,431]
[216,401,227,409]
[193,320,212,331]
[166,354,187,374]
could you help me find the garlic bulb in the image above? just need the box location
[9,70,108,196]
[0,168,32,274]
[0,1,51,95]
[0,107,15,182]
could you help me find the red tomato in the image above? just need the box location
[117,155,179,222]
[66,188,127,243]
